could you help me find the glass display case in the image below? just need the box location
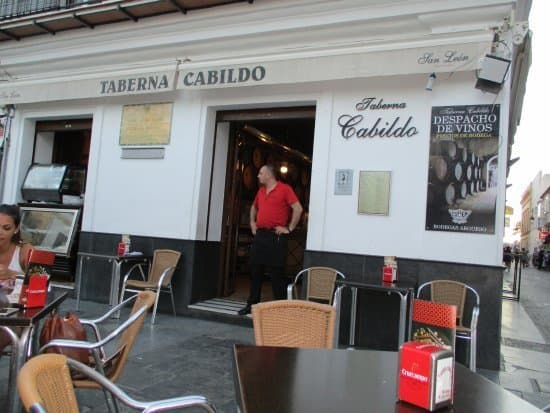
[19,206,80,256]
[21,164,68,203]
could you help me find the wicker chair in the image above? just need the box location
[17,354,217,413]
[40,291,156,388]
[417,280,480,372]
[119,249,181,324]
[252,300,336,349]
[287,267,345,305]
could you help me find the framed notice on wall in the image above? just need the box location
[358,171,391,215]
[120,102,173,146]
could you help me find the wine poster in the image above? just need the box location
[425,104,500,234]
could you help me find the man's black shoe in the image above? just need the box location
[238,304,252,316]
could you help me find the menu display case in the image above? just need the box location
[19,163,86,282]
[21,164,68,203]
[19,207,80,256]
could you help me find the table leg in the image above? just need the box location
[349,287,358,346]
[407,290,414,341]
[75,255,85,311]
[333,287,343,348]
[112,260,123,319]
[2,325,32,413]
[107,259,117,307]
[394,291,407,348]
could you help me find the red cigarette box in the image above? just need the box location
[25,275,49,308]
[19,249,55,307]
[398,341,454,411]
[383,265,397,283]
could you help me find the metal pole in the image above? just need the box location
[0,104,15,201]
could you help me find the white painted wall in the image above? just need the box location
[310,72,508,266]
[2,69,509,267]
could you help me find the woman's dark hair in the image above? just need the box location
[0,204,22,243]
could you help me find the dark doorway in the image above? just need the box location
[217,107,315,301]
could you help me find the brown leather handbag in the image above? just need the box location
[39,312,89,365]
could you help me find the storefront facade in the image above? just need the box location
[0,0,532,369]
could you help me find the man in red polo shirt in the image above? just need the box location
[238,164,303,316]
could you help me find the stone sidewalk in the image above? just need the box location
[482,266,550,410]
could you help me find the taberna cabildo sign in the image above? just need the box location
[337,97,419,139]
[181,65,266,88]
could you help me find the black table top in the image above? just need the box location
[0,292,67,327]
[233,344,539,413]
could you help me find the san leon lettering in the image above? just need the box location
[99,75,170,94]
[338,97,419,140]
[417,50,469,65]
[182,65,266,87]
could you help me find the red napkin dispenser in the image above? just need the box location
[25,275,49,308]
[398,341,454,411]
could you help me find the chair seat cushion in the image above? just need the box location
[126,280,157,289]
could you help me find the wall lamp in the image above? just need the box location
[425,73,436,91]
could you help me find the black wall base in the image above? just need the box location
[77,232,220,312]
[304,250,503,370]
[77,232,502,370]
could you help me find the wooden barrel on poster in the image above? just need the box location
[458,181,468,199]
[428,182,456,207]
[437,141,458,159]
[450,161,464,182]
[429,156,463,183]
[429,156,449,182]
[464,163,474,182]
[468,180,479,195]
[458,147,468,163]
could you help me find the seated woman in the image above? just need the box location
[0,204,33,353]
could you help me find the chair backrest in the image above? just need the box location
[252,300,336,349]
[74,291,156,388]
[148,249,181,286]
[411,298,457,351]
[18,353,80,413]
[109,290,156,381]
[296,267,344,305]
[417,280,480,329]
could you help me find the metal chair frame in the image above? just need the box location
[417,280,480,372]
[119,249,181,324]
[287,267,345,306]
[18,354,217,413]
[39,292,156,412]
